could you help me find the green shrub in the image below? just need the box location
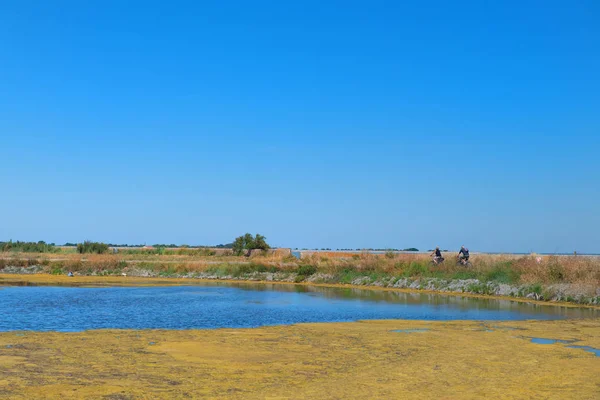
[484,262,520,284]
[521,283,543,296]
[197,248,216,256]
[232,233,270,256]
[337,269,361,284]
[297,265,317,276]
[547,262,565,282]
[403,262,428,277]
[77,241,109,254]
[159,266,178,277]
[467,282,494,295]
[452,270,478,280]
[49,263,64,275]
[225,262,277,277]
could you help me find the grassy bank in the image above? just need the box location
[1,251,599,304]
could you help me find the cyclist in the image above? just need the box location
[431,246,444,264]
[458,246,470,264]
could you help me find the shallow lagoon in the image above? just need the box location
[1,282,598,331]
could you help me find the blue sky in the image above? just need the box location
[1,1,598,253]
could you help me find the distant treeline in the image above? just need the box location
[64,242,235,249]
[1,240,110,254]
[0,241,59,253]
[294,248,420,252]
[2,240,235,252]
[2,240,419,253]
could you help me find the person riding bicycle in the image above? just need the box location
[431,247,444,264]
[458,246,470,262]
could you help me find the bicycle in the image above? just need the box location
[456,255,472,268]
[430,256,445,266]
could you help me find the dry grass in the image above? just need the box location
[1,251,599,287]
[290,252,600,286]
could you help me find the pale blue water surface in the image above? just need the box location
[0,283,597,331]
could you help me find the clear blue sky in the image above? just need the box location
[1,1,598,253]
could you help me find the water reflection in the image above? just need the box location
[221,282,599,319]
[0,282,598,332]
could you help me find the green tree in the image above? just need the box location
[253,234,269,251]
[232,236,246,256]
[76,241,109,254]
[231,233,270,256]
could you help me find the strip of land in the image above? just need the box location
[1,250,599,304]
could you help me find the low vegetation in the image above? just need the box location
[232,233,270,256]
[77,241,110,254]
[1,247,599,304]
[0,241,59,253]
[302,252,599,286]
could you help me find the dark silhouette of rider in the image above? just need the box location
[458,246,470,261]
[431,246,444,263]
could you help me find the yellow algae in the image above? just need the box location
[0,355,25,367]
[1,273,599,398]
[0,319,599,399]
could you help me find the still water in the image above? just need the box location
[0,283,597,331]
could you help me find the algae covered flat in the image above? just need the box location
[1,318,599,399]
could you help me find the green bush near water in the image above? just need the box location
[451,270,478,280]
[77,241,109,254]
[484,262,520,284]
[232,233,271,256]
[297,265,317,276]
[50,263,64,275]
[547,262,565,282]
[204,262,278,277]
[402,262,429,277]
[337,268,362,284]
